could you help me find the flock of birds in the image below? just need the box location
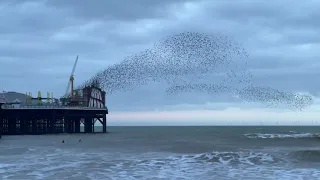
[76,32,313,110]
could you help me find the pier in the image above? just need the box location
[0,85,108,135]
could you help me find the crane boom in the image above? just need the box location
[71,55,79,78]
[65,55,79,97]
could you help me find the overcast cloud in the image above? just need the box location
[0,0,319,113]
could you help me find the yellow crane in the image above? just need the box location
[65,55,79,97]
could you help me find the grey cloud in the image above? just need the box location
[212,1,284,21]
[212,0,320,30]
[0,2,77,35]
[251,69,320,94]
[44,0,188,21]
[248,53,319,71]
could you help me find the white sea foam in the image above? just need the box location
[1,147,320,180]
[244,132,320,139]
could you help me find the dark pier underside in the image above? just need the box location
[0,108,108,135]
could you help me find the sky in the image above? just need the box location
[1,0,320,126]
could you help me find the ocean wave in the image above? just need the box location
[0,147,31,156]
[95,151,284,179]
[0,146,62,157]
[1,148,319,180]
[191,151,282,165]
[290,150,320,162]
[243,132,320,139]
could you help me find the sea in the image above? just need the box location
[1,126,320,180]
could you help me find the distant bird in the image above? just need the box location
[62,140,65,143]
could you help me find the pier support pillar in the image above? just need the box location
[8,117,16,134]
[26,118,31,134]
[64,118,69,133]
[32,119,37,134]
[48,116,54,133]
[64,118,74,133]
[75,117,80,133]
[64,118,68,133]
[70,119,75,133]
[20,118,26,134]
[0,117,3,135]
[92,118,95,133]
[103,116,107,133]
[84,117,93,133]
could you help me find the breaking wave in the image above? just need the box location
[190,151,282,165]
[110,151,282,168]
[1,147,320,179]
[244,132,320,139]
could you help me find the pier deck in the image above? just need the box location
[0,107,108,135]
